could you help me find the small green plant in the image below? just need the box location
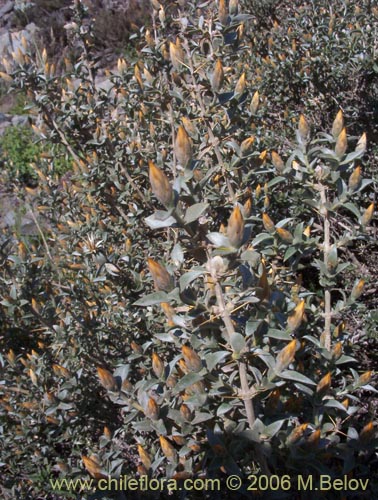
[0,125,39,184]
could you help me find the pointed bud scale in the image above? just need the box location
[137,444,152,469]
[97,367,117,391]
[271,151,285,173]
[180,404,193,421]
[357,370,372,386]
[212,59,224,92]
[152,352,165,378]
[255,184,262,199]
[355,132,367,152]
[147,258,172,291]
[275,339,298,372]
[316,372,331,395]
[181,117,197,137]
[348,165,362,192]
[229,0,238,15]
[240,136,255,156]
[276,227,294,243]
[335,127,347,157]
[332,110,344,139]
[159,436,177,462]
[250,90,259,114]
[234,72,246,96]
[169,40,184,70]
[182,345,202,372]
[257,263,270,300]
[287,300,305,331]
[361,202,374,227]
[148,160,173,207]
[175,125,192,167]
[243,197,252,217]
[218,0,228,25]
[332,342,343,360]
[227,205,245,248]
[298,114,309,141]
[359,422,375,444]
[134,64,144,90]
[287,423,308,444]
[262,213,275,233]
[145,29,155,47]
[351,279,365,300]
[82,455,106,479]
[145,397,159,420]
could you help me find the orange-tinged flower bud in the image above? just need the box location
[97,367,117,391]
[271,151,285,173]
[359,421,375,444]
[180,404,193,421]
[103,426,112,439]
[276,227,294,243]
[357,371,372,386]
[234,72,246,96]
[351,279,365,300]
[137,445,152,469]
[182,345,202,372]
[52,364,70,378]
[275,339,298,372]
[332,342,343,360]
[306,429,321,448]
[175,125,192,167]
[298,114,309,141]
[361,202,374,227]
[257,262,270,301]
[356,132,367,152]
[332,109,344,139]
[82,455,105,479]
[159,436,177,462]
[287,423,308,444]
[134,64,144,89]
[148,160,173,207]
[255,184,262,198]
[287,300,305,331]
[212,59,224,92]
[147,258,172,291]
[250,90,259,114]
[316,372,331,395]
[130,341,142,354]
[227,205,245,248]
[335,127,347,157]
[240,136,255,156]
[342,398,349,410]
[145,397,159,420]
[348,165,362,192]
[229,0,238,15]
[169,40,184,70]
[181,116,197,137]
[7,349,16,367]
[262,213,275,233]
[218,0,228,25]
[152,352,165,378]
[243,197,252,217]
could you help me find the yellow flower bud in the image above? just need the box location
[361,202,374,227]
[262,213,275,232]
[287,300,305,331]
[148,160,173,207]
[147,258,172,291]
[152,352,165,378]
[159,436,177,462]
[227,205,245,248]
[335,127,347,157]
[145,397,159,420]
[348,165,362,192]
[212,59,224,92]
[234,72,246,96]
[137,444,152,469]
[332,110,344,139]
[97,367,117,391]
[175,125,192,167]
[316,372,331,395]
[271,151,285,173]
[250,90,259,114]
[276,227,293,243]
[298,114,309,141]
[182,345,202,372]
[275,339,297,372]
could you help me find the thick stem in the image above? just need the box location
[319,184,332,351]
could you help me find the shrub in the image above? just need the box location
[0,0,377,499]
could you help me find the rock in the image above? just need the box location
[0,22,39,60]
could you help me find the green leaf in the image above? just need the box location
[145,212,176,229]
[229,331,246,354]
[252,233,274,246]
[267,329,292,340]
[279,370,316,385]
[207,232,230,247]
[264,419,285,438]
[179,269,204,291]
[335,355,357,365]
[184,202,209,224]
[134,291,169,306]
[171,243,184,265]
[266,176,286,188]
[205,351,230,371]
[342,202,361,219]
[172,373,203,394]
